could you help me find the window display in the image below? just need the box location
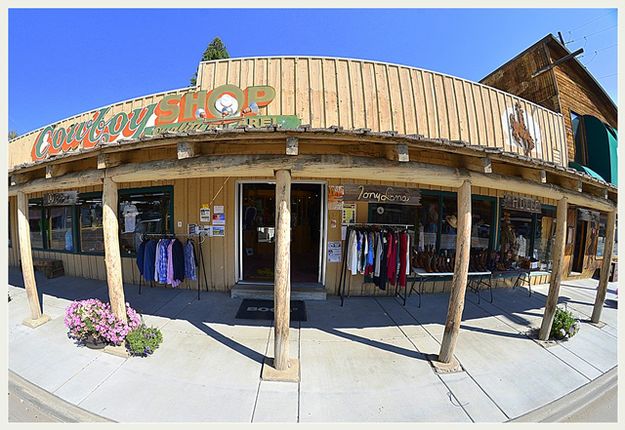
[47,206,74,251]
[79,194,104,253]
[416,195,439,251]
[499,209,533,268]
[28,202,44,249]
[118,188,173,256]
[471,199,494,250]
[440,196,458,251]
[534,206,556,270]
[596,214,608,257]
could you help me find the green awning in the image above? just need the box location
[581,115,618,186]
[569,161,606,182]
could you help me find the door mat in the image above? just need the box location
[235,299,307,322]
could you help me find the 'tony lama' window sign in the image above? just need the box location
[31,85,300,162]
[343,184,421,206]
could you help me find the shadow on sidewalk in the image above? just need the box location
[8,266,606,365]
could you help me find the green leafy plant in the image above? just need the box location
[126,324,163,357]
[550,307,580,340]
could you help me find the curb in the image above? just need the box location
[9,370,114,423]
[509,366,617,422]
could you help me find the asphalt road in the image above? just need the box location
[8,371,112,423]
[561,383,618,423]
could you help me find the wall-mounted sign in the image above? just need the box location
[502,194,542,213]
[328,185,345,210]
[578,209,600,223]
[31,84,301,161]
[342,203,356,225]
[199,207,211,223]
[43,191,78,206]
[501,103,543,159]
[343,184,421,206]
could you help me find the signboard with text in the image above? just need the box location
[31,84,300,162]
[342,184,421,206]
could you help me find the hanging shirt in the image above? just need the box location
[374,232,384,277]
[122,203,139,233]
[156,239,170,283]
[166,240,175,286]
[347,229,359,274]
[376,232,389,290]
[184,240,198,281]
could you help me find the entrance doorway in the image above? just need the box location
[239,182,323,284]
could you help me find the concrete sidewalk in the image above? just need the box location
[7,267,618,422]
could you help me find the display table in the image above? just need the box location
[396,268,492,307]
[490,269,551,297]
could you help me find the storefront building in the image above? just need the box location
[8,41,617,371]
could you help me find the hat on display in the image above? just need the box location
[445,215,458,229]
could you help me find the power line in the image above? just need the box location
[581,43,617,65]
[596,73,617,79]
[565,25,617,45]
[566,10,613,34]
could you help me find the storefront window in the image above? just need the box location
[367,203,418,226]
[79,194,104,254]
[47,206,74,251]
[416,195,439,251]
[118,187,173,256]
[440,196,457,251]
[596,214,608,257]
[534,206,556,270]
[28,201,44,249]
[471,199,494,250]
[499,209,533,264]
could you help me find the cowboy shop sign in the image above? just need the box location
[31,84,300,161]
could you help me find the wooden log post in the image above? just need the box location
[273,169,292,371]
[539,197,568,340]
[17,191,50,328]
[438,180,472,365]
[591,210,616,323]
[102,176,127,323]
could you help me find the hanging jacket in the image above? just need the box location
[387,231,397,285]
[184,240,198,281]
[398,232,408,288]
[172,239,185,285]
[136,240,147,276]
[142,240,158,282]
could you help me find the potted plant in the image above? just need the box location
[550,307,580,341]
[126,324,163,357]
[64,299,141,349]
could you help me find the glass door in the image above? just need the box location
[239,182,323,283]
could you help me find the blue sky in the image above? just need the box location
[9,8,618,134]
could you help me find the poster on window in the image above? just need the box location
[342,203,356,225]
[212,213,226,225]
[328,241,342,263]
[328,185,344,210]
[211,225,225,237]
[200,207,211,223]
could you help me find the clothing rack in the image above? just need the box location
[138,232,210,300]
[338,223,414,306]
